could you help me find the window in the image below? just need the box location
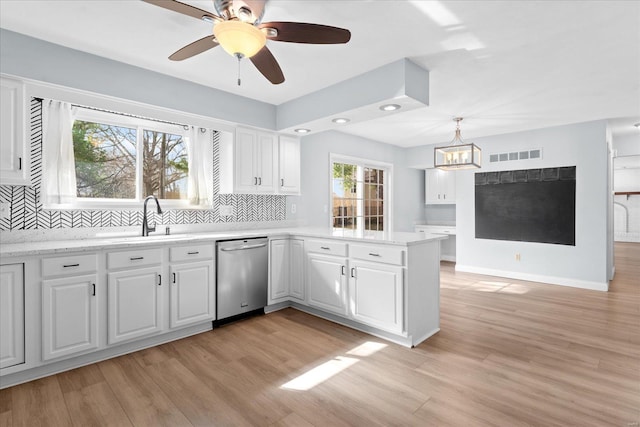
[72,108,189,205]
[331,155,391,238]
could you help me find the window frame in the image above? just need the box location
[328,153,394,238]
[56,107,191,210]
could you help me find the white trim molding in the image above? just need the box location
[455,264,609,292]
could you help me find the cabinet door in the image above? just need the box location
[108,267,163,345]
[425,169,441,204]
[42,274,98,361]
[289,239,305,301]
[170,261,215,328]
[442,170,456,203]
[0,264,24,368]
[307,253,347,316]
[234,128,258,193]
[349,261,403,334]
[269,239,289,303]
[278,136,301,195]
[0,77,28,185]
[256,132,276,193]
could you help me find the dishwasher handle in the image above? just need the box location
[219,242,268,252]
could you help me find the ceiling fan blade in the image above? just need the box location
[258,22,351,44]
[142,0,220,22]
[249,46,285,84]
[169,35,219,61]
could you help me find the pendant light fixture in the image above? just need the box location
[434,117,482,170]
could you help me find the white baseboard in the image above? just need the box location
[455,264,609,292]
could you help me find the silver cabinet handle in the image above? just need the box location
[18,157,22,171]
[281,178,284,186]
[258,177,262,185]
[130,257,144,261]
[341,265,346,276]
[368,253,381,257]
[320,246,330,250]
[351,268,356,278]
[158,274,162,286]
[187,251,199,255]
[63,263,80,268]
[92,283,96,296]
[173,273,176,283]
[254,177,258,185]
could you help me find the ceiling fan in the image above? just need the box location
[142,0,351,85]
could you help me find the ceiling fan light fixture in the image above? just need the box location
[213,20,266,58]
[434,117,482,170]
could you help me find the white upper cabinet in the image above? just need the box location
[425,168,456,204]
[221,127,277,194]
[219,128,300,195]
[278,135,301,195]
[0,77,29,186]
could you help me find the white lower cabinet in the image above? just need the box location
[269,238,305,304]
[269,239,290,303]
[108,266,163,345]
[0,264,24,369]
[289,239,305,301]
[170,260,215,328]
[42,274,98,361]
[349,261,403,334]
[306,253,348,316]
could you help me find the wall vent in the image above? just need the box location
[489,148,542,163]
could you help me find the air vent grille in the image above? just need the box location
[489,148,542,163]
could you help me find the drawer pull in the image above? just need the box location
[92,283,96,296]
[173,273,176,284]
[320,246,330,250]
[63,263,80,268]
[158,274,162,286]
[187,251,199,255]
[130,257,144,261]
[368,253,381,257]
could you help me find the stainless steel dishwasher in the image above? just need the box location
[216,237,268,320]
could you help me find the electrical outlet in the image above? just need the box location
[219,205,233,216]
[515,253,521,261]
[291,203,297,214]
[0,203,10,220]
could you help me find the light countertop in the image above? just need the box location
[0,227,447,258]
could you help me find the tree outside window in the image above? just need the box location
[72,111,188,202]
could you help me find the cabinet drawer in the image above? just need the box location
[42,254,98,278]
[108,248,163,270]
[350,244,405,266]
[415,226,456,236]
[305,239,347,257]
[170,244,214,262]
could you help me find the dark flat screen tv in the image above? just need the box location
[474,166,576,246]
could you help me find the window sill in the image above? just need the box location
[43,200,212,211]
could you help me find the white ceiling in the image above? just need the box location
[1,0,639,147]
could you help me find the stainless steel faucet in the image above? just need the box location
[142,195,163,236]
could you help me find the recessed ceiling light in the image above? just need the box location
[332,118,350,124]
[294,128,310,134]
[379,104,401,112]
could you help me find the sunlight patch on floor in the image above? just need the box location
[346,341,387,357]
[281,356,359,391]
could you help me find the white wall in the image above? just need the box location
[288,130,425,232]
[455,121,610,291]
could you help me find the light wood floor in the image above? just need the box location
[1,243,638,426]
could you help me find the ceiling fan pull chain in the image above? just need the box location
[236,53,242,86]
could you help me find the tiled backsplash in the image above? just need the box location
[0,99,286,232]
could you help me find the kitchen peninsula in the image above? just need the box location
[0,228,444,388]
